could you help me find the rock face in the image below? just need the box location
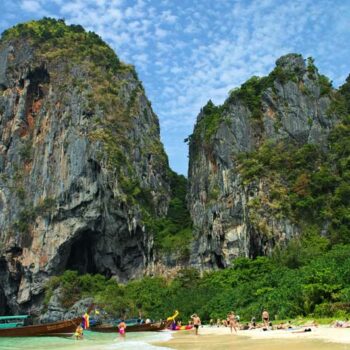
[40,292,93,323]
[188,54,338,269]
[0,19,171,315]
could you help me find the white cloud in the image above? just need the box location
[183,22,198,34]
[60,1,85,14]
[154,27,167,39]
[3,0,349,174]
[160,10,177,24]
[20,0,42,13]
[170,66,182,75]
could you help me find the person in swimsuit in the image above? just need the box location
[262,309,269,328]
[228,312,237,333]
[191,314,201,335]
[118,320,126,338]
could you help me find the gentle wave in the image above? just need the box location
[0,331,173,350]
[108,331,173,349]
[106,340,172,350]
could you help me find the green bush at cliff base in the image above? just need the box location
[46,241,350,321]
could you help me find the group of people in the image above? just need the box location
[75,319,127,340]
[118,318,152,338]
[208,309,270,332]
[210,312,240,331]
[333,318,350,328]
[74,312,90,339]
[73,307,325,340]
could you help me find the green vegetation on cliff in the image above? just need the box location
[189,54,333,147]
[192,100,224,143]
[237,77,350,244]
[1,18,187,257]
[1,17,123,73]
[46,239,350,321]
[147,170,192,257]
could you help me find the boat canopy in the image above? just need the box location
[0,315,29,320]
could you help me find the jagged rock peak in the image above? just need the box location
[275,53,305,73]
[0,18,173,315]
[188,53,342,270]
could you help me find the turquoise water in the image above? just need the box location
[2,331,350,350]
[0,331,173,350]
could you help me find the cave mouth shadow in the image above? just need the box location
[65,229,99,275]
[0,286,10,316]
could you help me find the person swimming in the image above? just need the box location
[118,320,126,338]
[74,325,83,340]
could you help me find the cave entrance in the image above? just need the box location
[66,230,99,274]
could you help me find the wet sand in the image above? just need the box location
[154,328,350,350]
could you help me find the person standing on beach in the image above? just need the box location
[191,314,201,335]
[228,312,237,333]
[262,309,269,328]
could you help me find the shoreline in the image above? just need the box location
[153,326,350,349]
[199,325,350,344]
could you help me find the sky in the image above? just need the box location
[1,0,350,175]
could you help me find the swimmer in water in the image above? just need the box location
[118,320,126,338]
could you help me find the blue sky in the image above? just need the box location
[1,0,350,175]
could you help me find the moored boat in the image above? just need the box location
[0,316,82,337]
[90,321,167,333]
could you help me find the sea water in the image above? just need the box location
[0,331,173,350]
[2,331,350,350]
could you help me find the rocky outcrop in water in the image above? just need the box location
[188,54,340,269]
[0,19,173,315]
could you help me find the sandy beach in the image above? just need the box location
[201,325,350,344]
[155,326,350,350]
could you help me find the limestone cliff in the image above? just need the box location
[188,54,343,269]
[0,19,174,315]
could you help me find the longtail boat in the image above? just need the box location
[90,321,167,333]
[0,316,82,337]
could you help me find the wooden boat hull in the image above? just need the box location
[91,322,167,333]
[0,317,81,337]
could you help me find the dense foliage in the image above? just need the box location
[1,17,122,73]
[46,240,350,321]
[192,100,224,143]
[148,171,192,257]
